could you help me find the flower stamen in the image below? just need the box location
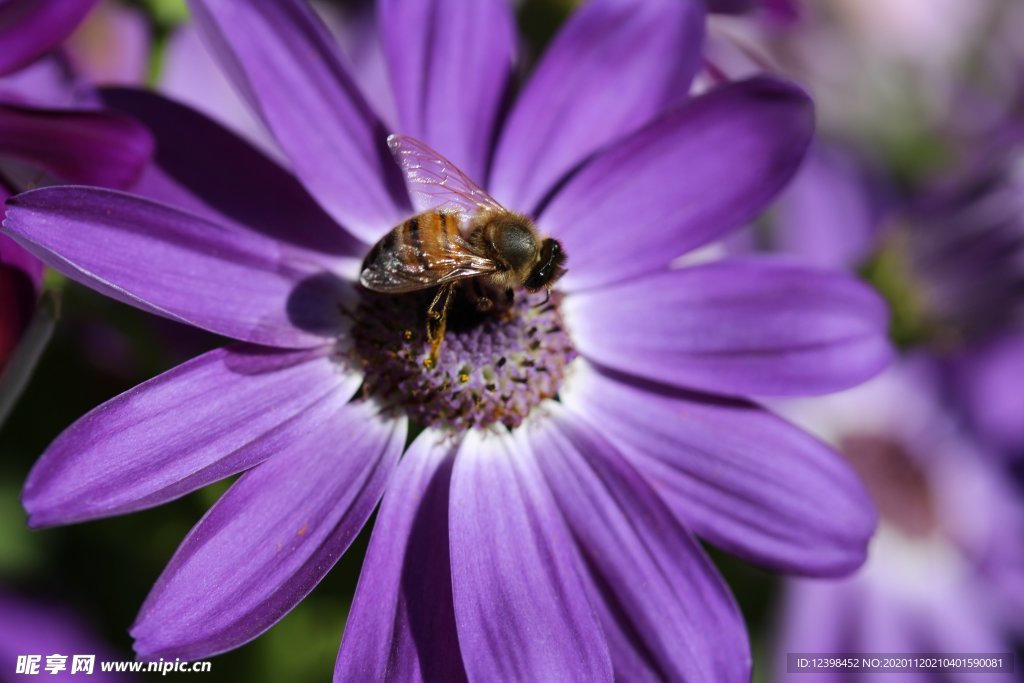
[352,287,575,431]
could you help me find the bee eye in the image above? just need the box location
[525,239,567,291]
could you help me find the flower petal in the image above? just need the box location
[776,578,864,679]
[317,0,397,130]
[159,24,283,161]
[772,144,882,270]
[131,396,406,660]
[540,76,814,292]
[524,402,750,683]
[491,0,704,213]
[0,103,153,188]
[23,345,358,527]
[449,429,612,683]
[100,88,363,260]
[2,186,350,347]
[379,0,515,182]
[954,333,1024,455]
[563,258,892,396]
[335,430,467,683]
[188,0,409,243]
[560,360,878,576]
[0,0,97,75]
[0,54,79,108]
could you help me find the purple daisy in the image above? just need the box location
[774,361,1024,682]
[3,0,890,679]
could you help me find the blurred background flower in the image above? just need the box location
[774,361,1024,681]
[0,0,153,426]
[0,588,141,682]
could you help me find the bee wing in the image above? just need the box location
[388,134,506,216]
[360,222,498,294]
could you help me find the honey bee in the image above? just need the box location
[360,135,567,368]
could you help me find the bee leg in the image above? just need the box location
[505,288,514,305]
[424,282,456,369]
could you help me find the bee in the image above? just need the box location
[360,135,567,368]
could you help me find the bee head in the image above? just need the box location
[524,239,567,291]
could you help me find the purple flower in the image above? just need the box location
[3,0,890,679]
[0,0,153,205]
[774,362,1024,681]
[0,0,152,400]
[903,158,1024,345]
[768,137,1024,461]
[951,332,1024,459]
[767,144,888,271]
[0,0,97,76]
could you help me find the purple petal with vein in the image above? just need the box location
[563,258,892,396]
[525,403,751,682]
[158,25,282,160]
[491,0,704,212]
[3,187,350,347]
[23,345,359,527]
[335,430,467,683]
[379,0,515,182]
[188,0,409,243]
[317,0,397,129]
[101,88,363,260]
[449,429,612,683]
[561,361,877,576]
[0,0,98,75]
[131,397,406,660]
[540,77,813,292]
[0,103,152,188]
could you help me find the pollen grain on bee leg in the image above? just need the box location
[351,289,575,431]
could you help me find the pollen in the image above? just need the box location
[351,288,576,431]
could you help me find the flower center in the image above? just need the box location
[840,434,938,538]
[351,286,576,431]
